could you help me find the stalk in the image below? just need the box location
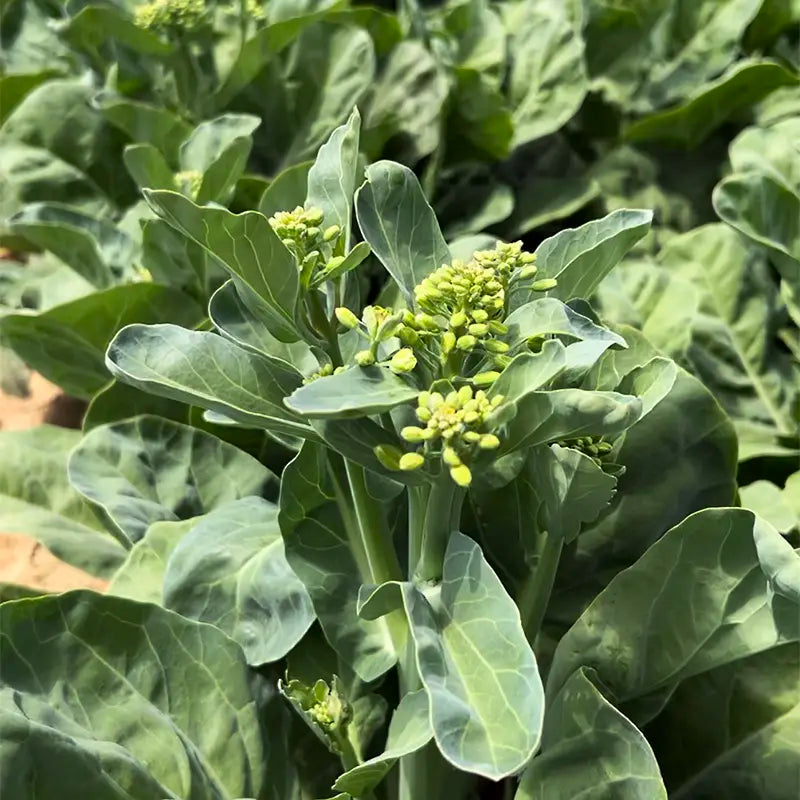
[415,476,465,583]
[518,531,563,647]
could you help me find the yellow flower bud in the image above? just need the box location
[323,225,340,242]
[518,265,538,279]
[468,323,488,336]
[442,331,456,354]
[399,452,425,471]
[401,426,426,442]
[355,350,375,366]
[473,371,500,386]
[479,434,500,450]
[456,334,477,351]
[531,278,558,292]
[305,208,324,225]
[390,348,417,374]
[335,307,359,329]
[450,311,468,328]
[471,309,488,323]
[443,446,462,466]
[484,339,509,354]
[450,464,472,487]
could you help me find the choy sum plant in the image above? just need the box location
[1,108,798,800]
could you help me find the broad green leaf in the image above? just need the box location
[356,161,450,299]
[0,284,203,399]
[0,71,58,125]
[505,297,628,348]
[488,339,567,403]
[741,480,799,534]
[106,323,315,439]
[285,366,419,418]
[616,357,679,418]
[306,107,361,249]
[443,0,506,79]
[659,224,798,438]
[107,518,194,603]
[60,5,174,56]
[144,190,300,342]
[0,426,125,578]
[548,509,800,710]
[209,280,317,371]
[752,511,800,600]
[713,170,800,266]
[728,117,800,192]
[653,644,800,800]
[0,591,264,800]
[360,532,544,780]
[279,441,396,682]
[449,70,513,161]
[68,415,278,546]
[123,143,175,191]
[529,444,617,545]
[516,667,667,800]
[333,690,433,795]
[163,497,314,665]
[363,41,449,163]
[625,59,799,147]
[258,160,313,217]
[435,165,514,239]
[530,209,653,304]
[507,0,587,148]
[94,92,192,165]
[504,389,642,454]
[7,202,136,287]
[179,114,260,204]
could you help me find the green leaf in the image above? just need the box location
[616,356,679,418]
[107,518,194,603]
[123,143,175,191]
[0,71,59,125]
[333,690,433,795]
[0,426,125,578]
[106,323,315,439]
[362,41,449,163]
[740,480,799,534]
[68,415,278,546]
[279,441,396,682]
[449,70,513,161]
[505,298,628,349]
[653,643,800,799]
[306,107,361,249]
[752,511,800,600]
[0,284,204,399]
[7,202,137,287]
[258,160,313,217]
[163,497,314,665]
[530,444,618,545]
[625,59,800,147]
[504,389,642,454]
[548,508,800,710]
[531,209,653,303]
[713,170,800,266]
[60,5,174,56]
[727,117,800,192]
[94,92,192,165]
[356,161,450,299]
[659,224,798,438]
[488,339,567,403]
[0,591,265,800]
[360,532,544,780]
[285,366,419,418]
[179,114,260,204]
[507,0,587,147]
[144,190,301,342]
[209,280,317,371]
[516,667,667,800]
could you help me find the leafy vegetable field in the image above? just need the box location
[1,0,799,798]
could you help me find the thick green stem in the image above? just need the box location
[407,485,429,581]
[518,532,564,647]
[416,476,465,583]
[307,290,343,366]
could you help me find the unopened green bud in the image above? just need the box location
[305,208,324,225]
[488,321,508,335]
[468,323,488,336]
[326,255,346,272]
[355,350,375,366]
[450,464,472,487]
[416,313,440,331]
[450,311,468,328]
[442,331,456,354]
[443,446,462,466]
[484,339,510,353]
[518,265,538,280]
[398,326,422,346]
[390,348,417,374]
[473,371,500,386]
[374,445,402,470]
[335,307,359,329]
[401,426,426,443]
[399,452,425,471]
[479,434,500,450]
[305,227,321,241]
[531,278,558,292]
[323,225,340,242]
[470,309,489,323]
[457,334,477,351]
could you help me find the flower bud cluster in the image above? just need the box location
[303,363,345,385]
[133,0,205,30]
[336,305,416,372]
[557,436,613,466]
[398,386,503,486]
[268,206,342,285]
[283,677,352,755]
[173,170,203,200]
